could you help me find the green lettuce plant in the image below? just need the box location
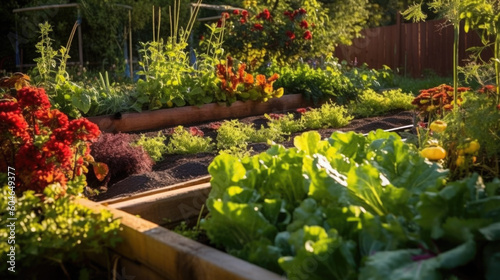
[202,129,500,279]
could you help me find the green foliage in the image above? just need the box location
[216,120,256,150]
[268,59,356,104]
[442,91,500,179]
[350,88,414,118]
[0,184,121,277]
[166,126,214,154]
[393,74,453,96]
[301,101,353,129]
[131,132,167,162]
[204,130,486,278]
[342,63,395,90]
[401,3,428,23]
[136,39,190,110]
[265,113,305,135]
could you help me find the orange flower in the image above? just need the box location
[267,73,279,83]
[244,73,254,84]
[256,74,267,86]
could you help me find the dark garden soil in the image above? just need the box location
[91,110,416,201]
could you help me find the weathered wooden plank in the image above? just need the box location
[101,175,211,205]
[106,182,211,226]
[88,94,312,133]
[77,198,284,280]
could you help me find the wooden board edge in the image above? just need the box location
[100,175,211,205]
[76,198,284,280]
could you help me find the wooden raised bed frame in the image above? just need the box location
[79,177,283,280]
[88,94,312,133]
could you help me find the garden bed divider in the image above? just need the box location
[88,94,312,133]
[78,193,284,280]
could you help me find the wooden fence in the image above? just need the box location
[334,16,493,77]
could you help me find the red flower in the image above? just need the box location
[478,85,496,94]
[497,104,500,110]
[296,108,307,114]
[65,118,101,143]
[35,109,69,129]
[0,110,29,141]
[221,12,230,19]
[239,18,247,24]
[303,30,312,40]
[268,113,284,120]
[209,122,221,130]
[17,87,50,109]
[298,8,307,14]
[258,9,271,20]
[286,31,296,40]
[299,20,309,29]
[43,138,73,168]
[233,10,240,15]
[253,23,264,31]
[189,127,204,137]
[241,10,248,17]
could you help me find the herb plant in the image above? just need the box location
[264,112,305,135]
[301,101,353,129]
[131,132,167,162]
[165,126,214,155]
[350,88,414,118]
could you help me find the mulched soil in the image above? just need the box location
[91,110,415,201]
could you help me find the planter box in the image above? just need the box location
[88,94,312,133]
[78,178,283,280]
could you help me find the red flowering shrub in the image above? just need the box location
[213,7,315,68]
[0,86,104,195]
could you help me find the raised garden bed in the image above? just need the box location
[88,94,313,133]
[79,178,284,280]
[91,110,416,201]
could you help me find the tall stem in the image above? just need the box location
[453,22,459,109]
[495,34,499,105]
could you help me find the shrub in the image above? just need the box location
[90,132,154,185]
[0,86,104,195]
[131,132,167,162]
[166,126,214,154]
